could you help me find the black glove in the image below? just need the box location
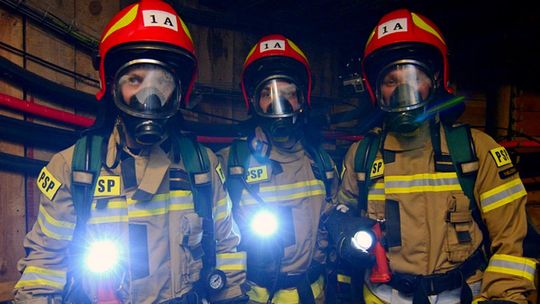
[325,207,376,267]
[213,294,250,304]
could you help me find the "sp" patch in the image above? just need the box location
[246,165,269,183]
[370,159,384,179]
[94,176,121,197]
[489,147,512,168]
[37,167,62,200]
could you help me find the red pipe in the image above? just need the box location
[499,140,540,149]
[0,92,95,128]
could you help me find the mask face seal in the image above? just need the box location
[113,59,182,145]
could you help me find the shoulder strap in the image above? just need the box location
[226,139,251,209]
[175,135,216,268]
[354,133,382,214]
[304,143,335,202]
[72,135,105,229]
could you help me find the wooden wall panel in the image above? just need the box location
[0,6,26,290]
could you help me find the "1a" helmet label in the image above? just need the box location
[260,39,285,53]
[378,18,407,39]
[143,10,178,31]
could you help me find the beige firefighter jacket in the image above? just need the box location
[338,122,536,303]
[14,127,246,304]
[217,128,338,300]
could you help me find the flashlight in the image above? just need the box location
[250,209,279,237]
[351,230,375,253]
[85,240,120,274]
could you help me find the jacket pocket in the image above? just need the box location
[175,212,204,293]
[446,193,474,263]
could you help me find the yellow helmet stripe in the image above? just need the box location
[244,45,257,65]
[411,13,446,45]
[179,17,193,43]
[365,29,376,49]
[287,39,308,63]
[101,4,139,43]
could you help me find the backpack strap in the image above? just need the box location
[354,132,382,214]
[227,139,251,210]
[175,135,216,269]
[72,135,105,232]
[304,143,335,202]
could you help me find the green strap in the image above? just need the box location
[444,124,476,200]
[354,133,381,214]
[72,135,104,225]
[305,143,334,202]
[444,123,490,255]
[226,139,251,210]
[175,135,217,270]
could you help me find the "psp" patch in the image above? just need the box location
[37,167,62,201]
[246,165,269,183]
[489,147,512,167]
[94,176,121,197]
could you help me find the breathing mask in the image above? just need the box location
[252,77,305,140]
[376,61,435,133]
[113,59,181,145]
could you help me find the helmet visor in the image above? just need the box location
[114,60,181,119]
[376,62,434,112]
[253,78,304,118]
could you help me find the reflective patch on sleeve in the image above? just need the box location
[486,254,537,282]
[94,176,121,197]
[370,159,384,179]
[480,178,527,213]
[215,163,226,184]
[15,265,67,290]
[246,165,269,183]
[216,251,246,271]
[36,167,62,201]
[489,147,512,167]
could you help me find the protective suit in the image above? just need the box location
[14,1,246,303]
[217,34,338,304]
[335,8,536,304]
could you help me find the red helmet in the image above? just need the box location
[362,8,450,104]
[95,0,197,105]
[240,34,312,111]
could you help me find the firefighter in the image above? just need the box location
[216,34,338,304]
[13,1,247,303]
[333,8,536,304]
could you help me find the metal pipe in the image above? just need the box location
[0,92,95,128]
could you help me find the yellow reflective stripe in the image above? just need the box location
[247,275,324,303]
[480,179,527,213]
[92,198,127,209]
[485,254,537,281]
[242,189,325,205]
[337,274,351,284]
[385,172,457,182]
[364,284,385,304]
[15,266,66,290]
[259,179,323,192]
[101,4,138,43]
[385,172,461,194]
[368,181,385,201]
[39,205,75,229]
[411,13,446,45]
[37,205,74,241]
[216,252,246,271]
[88,215,129,224]
[214,196,231,221]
